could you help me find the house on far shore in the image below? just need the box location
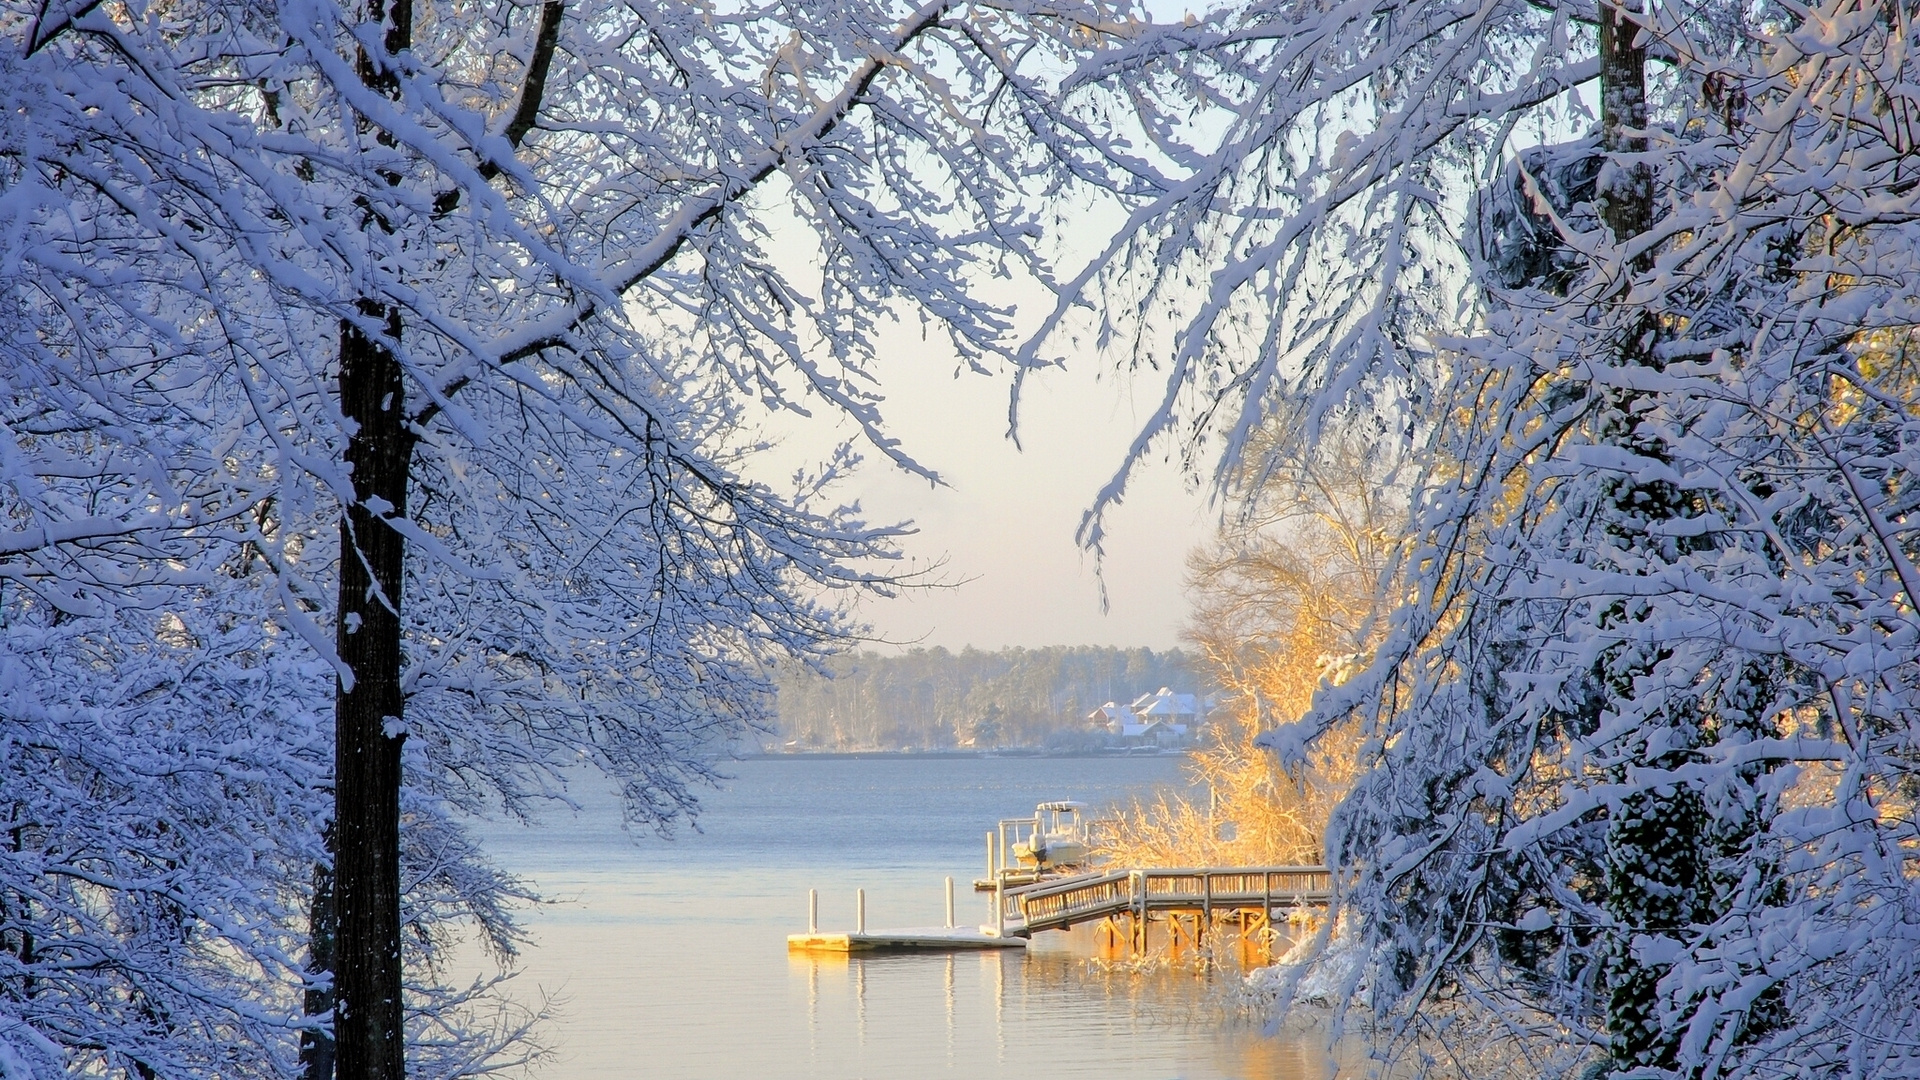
[1140,719,1189,746]
[1092,698,1195,748]
[1130,687,1209,728]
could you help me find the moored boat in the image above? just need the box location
[1010,800,1091,869]
[974,800,1101,890]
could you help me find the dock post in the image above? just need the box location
[986,831,995,880]
[808,889,818,934]
[856,888,866,934]
[1131,870,1147,957]
[1202,873,1212,947]
[945,876,955,929]
[994,874,1005,937]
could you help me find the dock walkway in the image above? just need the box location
[788,866,1332,957]
[992,866,1331,951]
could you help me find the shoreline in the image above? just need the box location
[740,748,1191,761]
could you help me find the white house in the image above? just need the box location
[1130,687,1208,726]
[1141,720,1189,746]
[1091,698,1199,747]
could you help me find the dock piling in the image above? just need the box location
[808,888,818,934]
[945,876,955,928]
[994,874,1005,937]
[856,888,866,934]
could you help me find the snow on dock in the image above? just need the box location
[787,877,1026,953]
[786,927,1026,952]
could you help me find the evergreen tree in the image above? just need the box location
[1039,0,1920,1075]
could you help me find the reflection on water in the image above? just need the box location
[783,941,1325,1080]
[462,756,1331,1080]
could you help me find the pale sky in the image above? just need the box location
[753,316,1221,653]
[801,0,1443,656]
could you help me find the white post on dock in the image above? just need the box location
[994,873,1005,937]
[856,888,866,934]
[945,876,955,929]
[985,830,995,880]
[808,889,818,934]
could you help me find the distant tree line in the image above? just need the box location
[771,647,1203,751]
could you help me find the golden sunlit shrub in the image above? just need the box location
[1104,441,1401,868]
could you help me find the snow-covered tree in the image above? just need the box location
[1043,0,1920,1077]
[2,0,1129,1074]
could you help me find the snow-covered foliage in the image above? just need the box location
[1322,10,1920,1069]
[0,589,328,1080]
[1,0,1133,1073]
[1050,1,1920,1078]
[1019,0,1540,537]
[0,587,540,1080]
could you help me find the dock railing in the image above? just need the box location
[999,865,1332,936]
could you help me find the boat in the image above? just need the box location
[1010,801,1092,869]
[975,801,1100,890]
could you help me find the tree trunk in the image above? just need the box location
[1597,0,1651,258]
[300,826,336,1080]
[1591,5,1711,1075]
[332,303,411,1080]
[328,0,415,1071]
[313,1,562,1071]
[1589,10,1783,1069]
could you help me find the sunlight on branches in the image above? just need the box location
[1105,439,1400,868]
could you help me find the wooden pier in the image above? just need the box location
[992,866,1332,957]
[788,867,1331,959]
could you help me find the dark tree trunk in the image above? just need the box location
[332,303,411,1080]
[1597,0,1651,256]
[1589,5,1727,1075]
[5,813,37,1003]
[328,0,415,1072]
[310,0,559,1072]
[1589,10,1782,1070]
[300,826,337,1080]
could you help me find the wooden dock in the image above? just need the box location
[990,866,1332,956]
[788,878,1030,954]
[786,927,1027,952]
[787,868,1331,958]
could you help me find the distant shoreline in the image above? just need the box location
[741,748,1190,761]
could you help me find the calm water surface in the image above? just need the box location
[465,756,1329,1080]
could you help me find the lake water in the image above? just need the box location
[463,755,1329,1080]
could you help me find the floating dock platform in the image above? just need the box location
[789,880,1025,953]
[787,927,1027,952]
